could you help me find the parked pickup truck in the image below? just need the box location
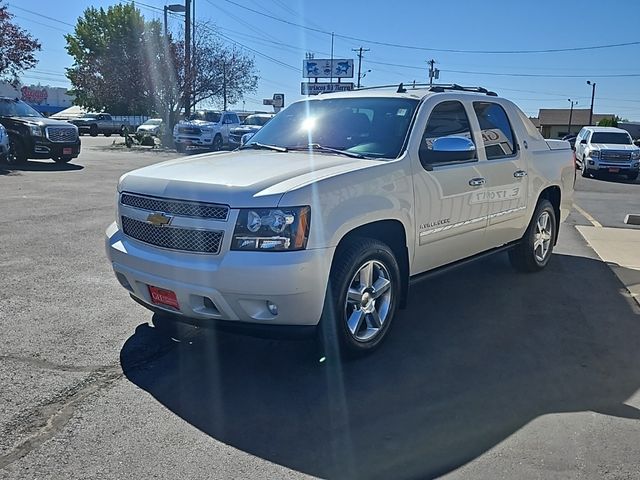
[71,113,127,137]
[106,84,574,355]
[574,126,640,180]
[173,110,241,153]
[0,97,80,164]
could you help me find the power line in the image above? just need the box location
[7,4,75,27]
[220,0,640,55]
[444,69,640,78]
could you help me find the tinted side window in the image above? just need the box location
[473,102,516,159]
[420,101,475,166]
[231,114,240,124]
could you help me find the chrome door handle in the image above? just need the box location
[468,177,486,187]
[514,170,528,178]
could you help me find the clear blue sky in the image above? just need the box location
[8,0,640,120]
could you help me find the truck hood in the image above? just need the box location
[178,120,217,128]
[590,143,639,151]
[119,149,381,207]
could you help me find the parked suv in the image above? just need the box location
[0,97,81,164]
[228,113,275,148]
[173,110,240,153]
[575,126,640,180]
[0,123,9,162]
[106,85,574,355]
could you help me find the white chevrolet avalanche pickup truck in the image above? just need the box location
[106,84,574,355]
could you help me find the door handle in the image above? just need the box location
[513,170,528,178]
[468,177,486,187]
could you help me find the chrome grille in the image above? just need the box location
[178,126,201,135]
[121,193,229,220]
[122,216,223,254]
[46,126,78,143]
[601,150,632,162]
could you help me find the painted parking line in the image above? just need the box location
[573,202,603,228]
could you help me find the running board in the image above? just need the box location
[408,242,517,286]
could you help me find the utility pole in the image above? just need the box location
[184,0,191,117]
[567,99,577,135]
[352,47,370,89]
[587,80,596,125]
[330,32,334,85]
[427,59,439,86]
[192,0,196,110]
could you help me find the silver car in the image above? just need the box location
[0,123,9,163]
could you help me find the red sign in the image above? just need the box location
[21,86,48,105]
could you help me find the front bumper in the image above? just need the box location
[173,135,213,147]
[586,156,640,173]
[27,137,81,160]
[106,222,334,327]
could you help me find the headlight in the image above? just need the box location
[631,150,640,160]
[589,149,600,159]
[29,124,43,137]
[232,206,310,251]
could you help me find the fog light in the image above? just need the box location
[267,301,278,316]
[588,160,595,165]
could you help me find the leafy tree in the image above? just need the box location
[598,115,627,127]
[65,4,152,115]
[0,1,41,85]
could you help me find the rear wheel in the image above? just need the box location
[318,238,400,357]
[89,124,98,137]
[509,199,556,273]
[104,132,112,137]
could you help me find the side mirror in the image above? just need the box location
[580,139,587,145]
[240,132,255,146]
[421,135,476,168]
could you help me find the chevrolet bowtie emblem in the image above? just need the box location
[146,212,172,227]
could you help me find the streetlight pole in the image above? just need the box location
[587,80,596,125]
[567,99,577,135]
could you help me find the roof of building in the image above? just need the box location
[538,109,614,126]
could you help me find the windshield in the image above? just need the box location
[0,98,42,118]
[591,132,632,144]
[243,115,271,126]
[142,119,162,125]
[187,111,221,123]
[247,97,419,158]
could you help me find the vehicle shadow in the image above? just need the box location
[120,253,640,479]
[590,172,638,185]
[0,160,84,174]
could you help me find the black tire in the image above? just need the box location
[89,124,98,137]
[626,171,639,182]
[7,137,27,165]
[318,238,401,357]
[176,143,186,154]
[212,134,223,151]
[509,199,557,273]
[104,132,112,137]
[580,157,591,177]
[53,156,72,164]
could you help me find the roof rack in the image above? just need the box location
[355,83,498,96]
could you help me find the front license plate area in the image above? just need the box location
[148,285,180,310]
[63,148,72,155]
[608,168,620,173]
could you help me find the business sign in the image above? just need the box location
[301,82,355,95]
[303,59,354,78]
[21,86,48,104]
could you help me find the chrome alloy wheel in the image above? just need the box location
[534,211,553,263]
[344,260,393,342]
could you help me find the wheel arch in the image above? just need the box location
[333,219,410,309]
[537,185,561,245]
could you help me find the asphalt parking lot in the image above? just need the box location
[1,136,639,479]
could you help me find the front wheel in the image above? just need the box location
[509,199,557,273]
[89,125,98,137]
[581,158,591,177]
[176,143,186,154]
[211,135,223,151]
[7,137,27,165]
[626,171,639,182]
[318,238,400,357]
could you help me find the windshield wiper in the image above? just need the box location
[241,142,288,152]
[290,143,367,159]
